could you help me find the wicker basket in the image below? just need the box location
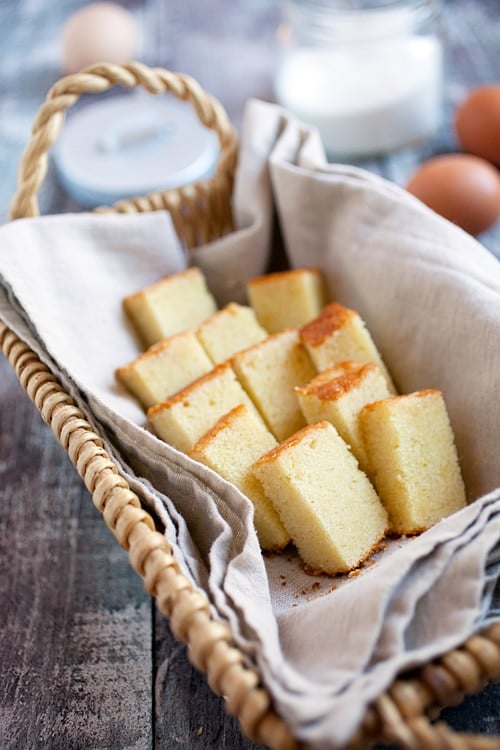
[2,61,499,750]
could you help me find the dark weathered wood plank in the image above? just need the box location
[0,358,153,750]
[153,611,265,749]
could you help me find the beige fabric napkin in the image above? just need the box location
[0,98,499,748]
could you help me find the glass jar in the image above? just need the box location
[274,0,443,159]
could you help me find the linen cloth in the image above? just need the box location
[0,99,499,748]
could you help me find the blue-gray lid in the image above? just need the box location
[52,92,220,208]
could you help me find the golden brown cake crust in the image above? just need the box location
[361,388,442,414]
[146,362,233,418]
[230,328,299,361]
[123,267,201,305]
[303,533,387,576]
[299,303,356,346]
[296,362,377,401]
[253,420,332,466]
[189,404,248,454]
[115,335,186,378]
[247,267,323,288]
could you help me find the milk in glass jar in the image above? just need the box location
[274,0,443,158]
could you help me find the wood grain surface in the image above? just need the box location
[0,1,499,748]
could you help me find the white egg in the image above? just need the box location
[61,2,139,74]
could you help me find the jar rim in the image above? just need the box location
[287,0,440,12]
[284,0,441,44]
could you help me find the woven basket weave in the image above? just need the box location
[2,61,499,750]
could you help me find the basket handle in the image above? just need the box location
[9,61,238,236]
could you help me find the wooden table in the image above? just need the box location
[1,1,499,748]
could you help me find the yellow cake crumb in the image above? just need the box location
[231,329,317,441]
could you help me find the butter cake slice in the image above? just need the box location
[359,389,467,534]
[190,405,290,551]
[196,303,267,364]
[148,362,261,453]
[247,268,328,333]
[296,361,391,473]
[231,329,317,441]
[299,302,396,393]
[116,330,213,410]
[252,421,388,574]
[124,267,217,347]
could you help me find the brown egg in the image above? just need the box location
[405,154,500,235]
[455,85,500,166]
[61,2,139,75]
